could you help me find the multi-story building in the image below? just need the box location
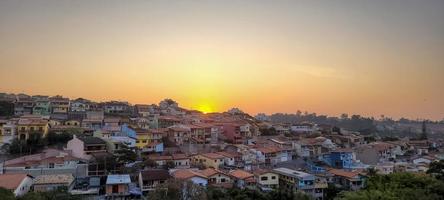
[273,167,327,200]
[14,94,34,116]
[49,95,70,114]
[66,135,107,160]
[70,98,92,112]
[192,153,226,169]
[254,169,279,191]
[32,95,50,116]
[17,115,49,140]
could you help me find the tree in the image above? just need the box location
[0,187,15,200]
[427,160,444,182]
[163,160,176,170]
[149,180,206,200]
[8,132,47,155]
[114,145,137,163]
[337,173,444,200]
[144,158,158,168]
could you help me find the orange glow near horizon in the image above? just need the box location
[0,1,443,120]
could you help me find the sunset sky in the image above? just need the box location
[0,0,443,120]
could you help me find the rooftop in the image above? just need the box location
[106,174,131,185]
[34,174,74,185]
[0,174,31,190]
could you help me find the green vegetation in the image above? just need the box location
[0,187,80,200]
[149,180,311,200]
[336,173,444,200]
[0,101,14,116]
[8,132,47,155]
[8,128,82,155]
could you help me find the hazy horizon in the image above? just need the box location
[1,0,443,120]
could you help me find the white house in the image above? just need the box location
[0,174,33,197]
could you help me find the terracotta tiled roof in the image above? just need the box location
[200,168,226,177]
[172,169,207,180]
[0,174,31,190]
[229,169,254,180]
[140,169,171,181]
[328,168,363,179]
[201,153,225,159]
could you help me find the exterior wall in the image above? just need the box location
[17,124,49,140]
[66,137,88,160]
[257,172,279,188]
[106,184,129,195]
[174,158,190,168]
[208,174,231,184]
[33,183,71,192]
[190,177,208,186]
[13,177,33,197]
[193,155,224,169]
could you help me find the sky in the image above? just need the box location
[0,0,443,120]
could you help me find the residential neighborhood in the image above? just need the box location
[0,93,443,199]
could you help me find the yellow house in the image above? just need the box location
[254,169,279,190]
[192,153,225,169]
[17,116,49,140]
[135,129,164,149]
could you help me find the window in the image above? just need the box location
[271,176,276,179]
[49,163,54,168]
[261,177,268,181]
[21,127,26,131]
[221,178,226,182]
[39,127,43,131]
[30,127,35,131]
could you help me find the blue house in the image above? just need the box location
[321,150,354,169]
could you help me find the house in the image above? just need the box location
[2,148,85,177]
[16,115,49,140]
[220,122,252,144]
[215,151,242,167]
[32,95,50,116]
[135,104,150,117]
[0,174,34,197]
[106,174,131,199]
[14,95,34,116]
[70,98,92,112]
[327,168,366,191]
[148,154,191,169]
[201,168,232,188]
[1,120,16,145]
[103,117,121,132]
[33,174,75,192]
[171,169,208,186]
[253,169,279,191]
[320,150,355,169]
[66,135,107,160]
[192,153,226,169]
[188,123,213,144]
[138,169,171,192]
[253,146,289,166]
[168,125,191,145]
[291,122,316,133]
[375,162,395,175]
[355,142,397,165]
[273,167,327,199]
[103,101,131,115]
[49,95,70,114]
[229,169,255,189]
[134,128,164,152]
